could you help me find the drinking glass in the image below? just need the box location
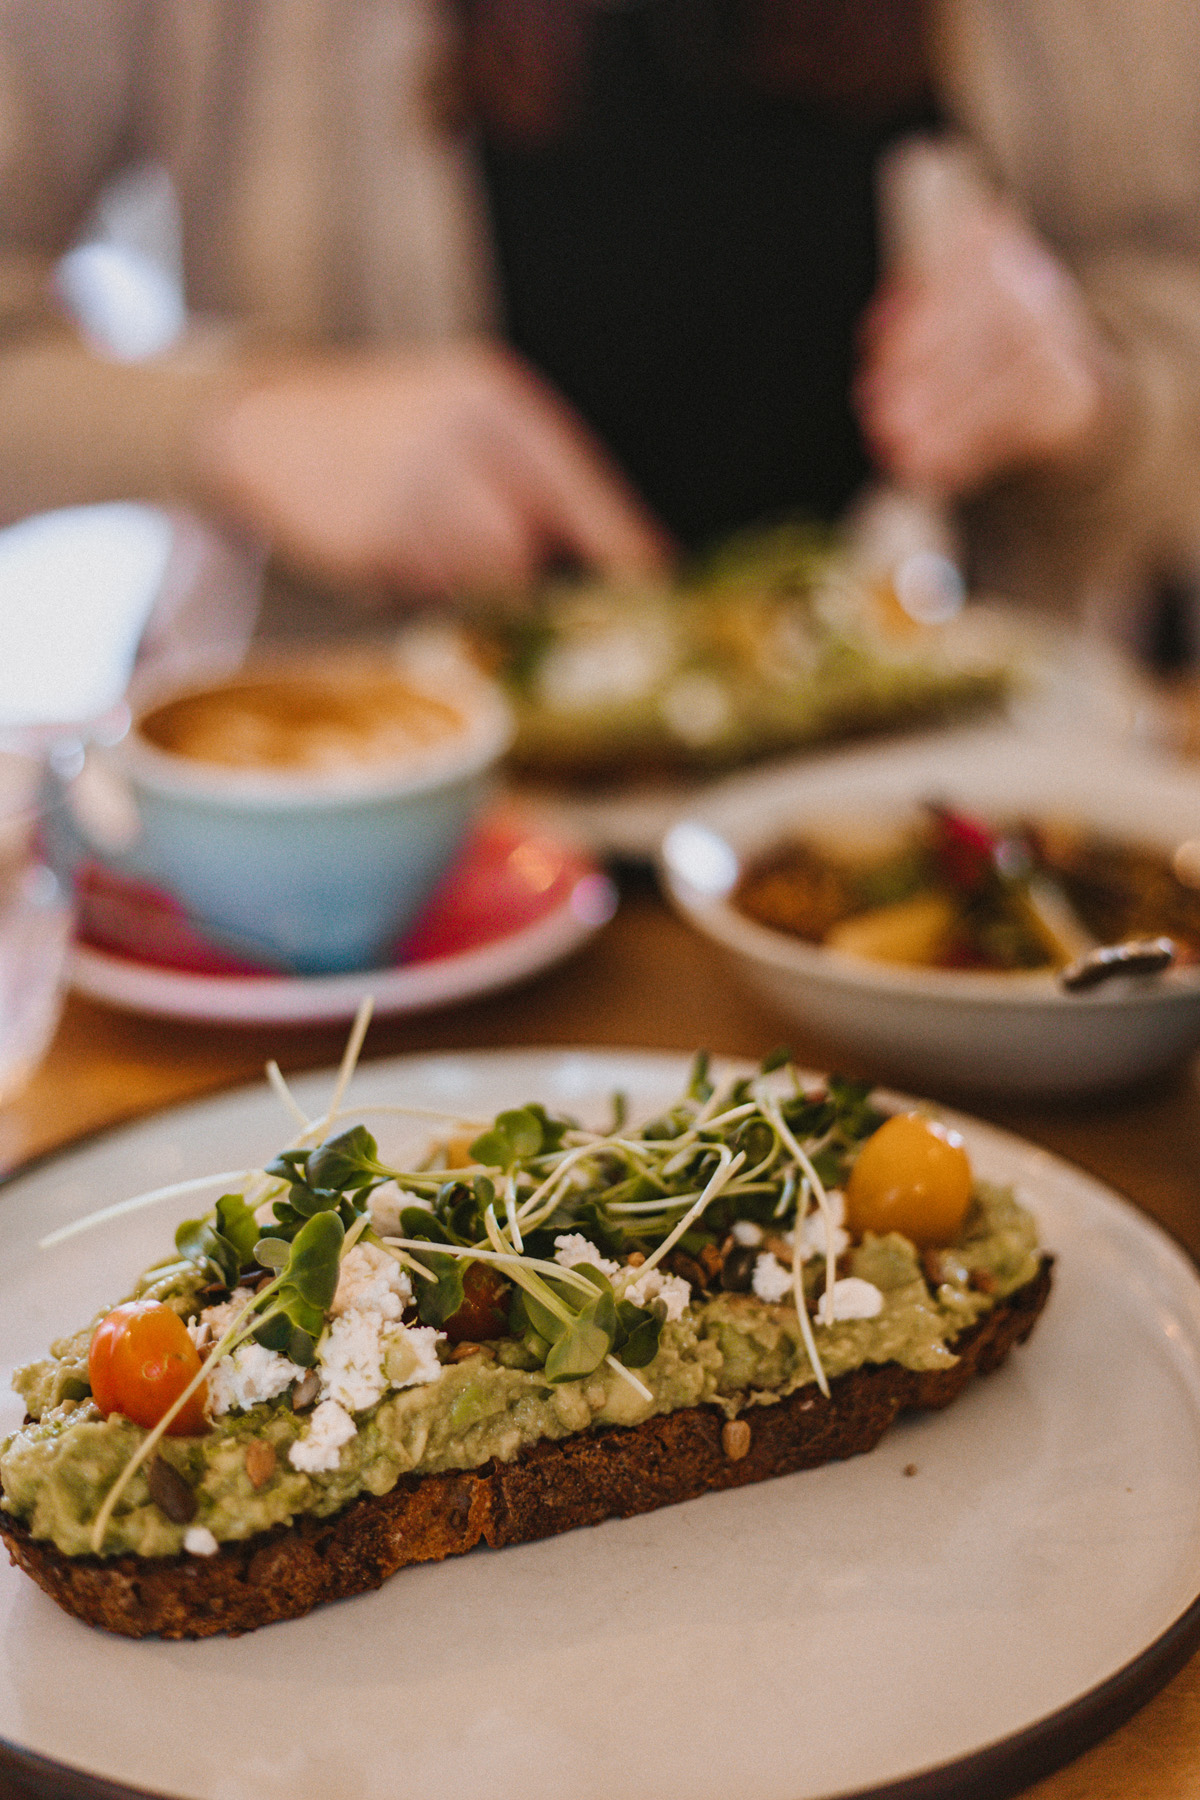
[0,753,73,1103]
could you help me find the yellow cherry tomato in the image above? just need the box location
[844,1113,972,1249]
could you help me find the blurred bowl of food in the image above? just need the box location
[48,645,513,974]
[660,726,1200,1097]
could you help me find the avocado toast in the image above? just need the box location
[483,523,1013,786]
[0,1053,1051,1637]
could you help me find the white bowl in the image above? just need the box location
[660,725,1200,1097]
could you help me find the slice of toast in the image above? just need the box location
[0,1259,1050,1639]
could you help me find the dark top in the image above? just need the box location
[481,6,938,550]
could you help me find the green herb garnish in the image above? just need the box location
[86,1045,889,1553]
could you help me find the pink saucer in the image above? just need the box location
[69,808,617,1024]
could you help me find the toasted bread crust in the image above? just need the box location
[0,1260,1051,1638]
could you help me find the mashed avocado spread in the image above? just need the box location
[0,1060,1042,1561]
[1,1186,1038,1560]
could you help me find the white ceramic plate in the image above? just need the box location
[2,1050,1200,1800]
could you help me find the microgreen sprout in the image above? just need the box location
[38,1172,254,1250]
[265,1059,310,1129]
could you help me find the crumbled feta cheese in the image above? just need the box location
[183,1526,219,1557]
[332,1241,412,1320]
[553,1233,619,1277]
[206,1341,305,1417]
[368,1181,430,1237]
[788,1190,848,1264]
[316,1306,445,1411]
[751,1252,795,1305]
[619,1265,692,1322]
[188,1289,303,1417]
[317,1307,389,1412]
[288,1400,357,1473]
[382,1322,445,1390]
[799,1210,850,1264]
[817,1277,884,1325]
[186,1288,257,1355]
[731,1220,764,1247]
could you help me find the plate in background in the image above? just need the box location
[512,615,1162,860]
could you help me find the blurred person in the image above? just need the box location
[0,0,1196,620]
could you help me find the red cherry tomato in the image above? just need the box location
[927,803,998,893]
[443,1261,511,1343]
[88,1300,209,1435]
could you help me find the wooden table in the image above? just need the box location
[5,869,1200,1800]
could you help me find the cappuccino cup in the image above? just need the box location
[56,652,513,974]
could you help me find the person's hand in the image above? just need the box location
[199,342,672,598]
[855,194,1123,497]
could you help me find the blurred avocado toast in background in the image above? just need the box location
[0,1042,1050,1638]
[476,522,1015,786]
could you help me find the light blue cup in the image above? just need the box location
[59,662,513,974]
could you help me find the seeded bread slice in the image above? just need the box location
[0,1259,1051,1639]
